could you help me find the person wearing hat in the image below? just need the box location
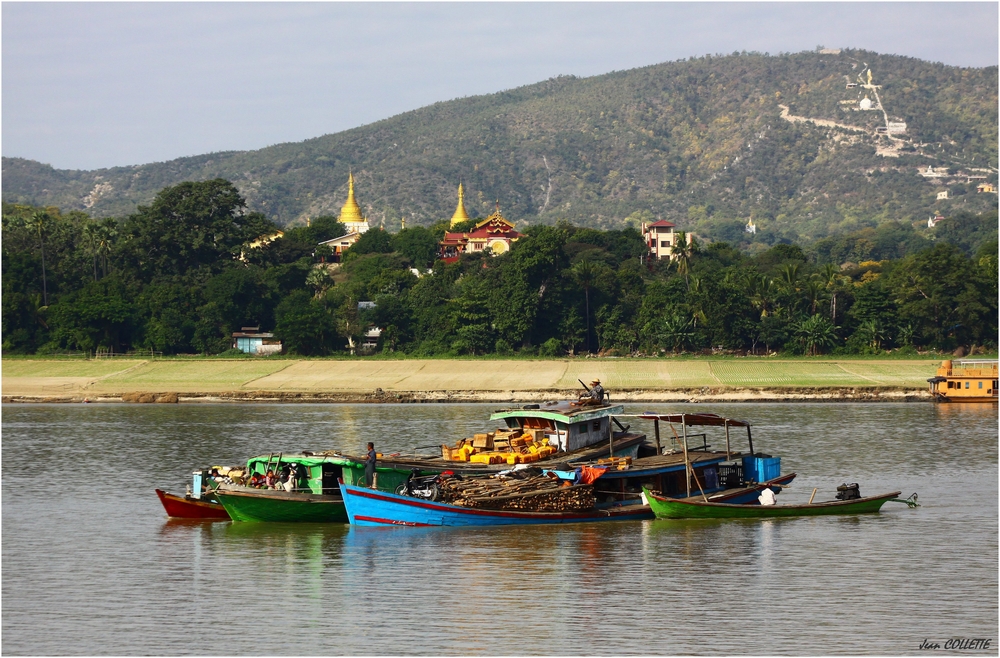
[576,379,606,405]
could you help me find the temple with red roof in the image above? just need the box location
[440,187,522,262]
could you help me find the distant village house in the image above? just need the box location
[232,327,282,355]
[641,220,692,261]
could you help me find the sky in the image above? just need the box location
[3,2,997,171]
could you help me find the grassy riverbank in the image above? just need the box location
[1,356,949,402]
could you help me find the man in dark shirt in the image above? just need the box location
[575,379,606,406]
[365,442,377,488]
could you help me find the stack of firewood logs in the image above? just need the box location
[438,471,595,512]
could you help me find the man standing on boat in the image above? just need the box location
[365,442,377,488]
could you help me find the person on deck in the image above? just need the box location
[758,487,777,506]
[575,379,606,406]
[283,465,298,492]
[365,442,377,488]
[265,470,277,489]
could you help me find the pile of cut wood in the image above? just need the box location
[439,470,595,512]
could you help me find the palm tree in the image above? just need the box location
[749,274,777,319]
[857,319,889,351]
[659,313,695,353]
[819,263,845,322]
[778,263,802,317]
[571,259,597,353]
[670,232,694,289]
[687,276,708,328]
[804,279,826,315]
[794,314,838,356]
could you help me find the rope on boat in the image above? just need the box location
[888,493,920,508]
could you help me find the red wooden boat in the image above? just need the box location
[155,489,231,520]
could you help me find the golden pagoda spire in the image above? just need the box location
[339,171,365,224]
[449,182,471,228]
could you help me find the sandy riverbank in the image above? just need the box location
[2,358,939,403]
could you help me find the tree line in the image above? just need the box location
[3,179,996,357]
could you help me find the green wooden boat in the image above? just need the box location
[215,487,348,523]
[643,487,905,519]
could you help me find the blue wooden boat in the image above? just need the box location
[339,481,653,527]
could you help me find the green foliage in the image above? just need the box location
[391,227,439,269]
[1,184,995,358]
[793,314,839,356]
[274,290,338,355]
[344,229,393,260]
[118,179,277,281]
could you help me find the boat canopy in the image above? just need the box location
[489,402,624,425]
[628,413,750,428]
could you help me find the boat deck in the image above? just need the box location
[316,431,648,472]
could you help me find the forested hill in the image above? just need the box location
[3,49,997,243]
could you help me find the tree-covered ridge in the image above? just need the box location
[3,180,995,358]
[3,50,996,244]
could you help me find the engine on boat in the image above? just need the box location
[836,482,861,500]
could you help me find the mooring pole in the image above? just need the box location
[724,421,731,460]
[654,419,662,454]
[681,414,690,498]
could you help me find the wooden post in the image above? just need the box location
[654,419,662,454]
[724,421,731,460]
[681,414,690,498]
[746,426,755,456]
[809,488,818,504]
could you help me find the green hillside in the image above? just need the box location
[3,49,997,244]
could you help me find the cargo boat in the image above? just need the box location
[341,412,793,527]
[215,402,646,522]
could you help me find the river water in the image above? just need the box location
[2,402,996,655]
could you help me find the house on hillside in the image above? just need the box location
[641,220,692,261]
[977,182,996,193]
[318,173,371,262]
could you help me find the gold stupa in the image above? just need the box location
[450,182,471,228]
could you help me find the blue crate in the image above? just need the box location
[757,457,781,482]
[741,456,781,482]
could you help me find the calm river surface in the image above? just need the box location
[2,402,996,655]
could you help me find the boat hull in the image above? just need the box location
[644,488,903,519]
[340,481,653,527]
[155,489,230,520]
[215,487,347,523]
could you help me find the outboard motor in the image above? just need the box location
[836,482,861,500]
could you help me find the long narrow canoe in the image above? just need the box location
[341,481,652,527]
[643,487,903,519]
[155,489,230,520]
[214,486,347,523]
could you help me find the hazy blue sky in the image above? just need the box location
[3,2,997,171]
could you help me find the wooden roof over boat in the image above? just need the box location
[629,412,750,428]
[490,402,624,424]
